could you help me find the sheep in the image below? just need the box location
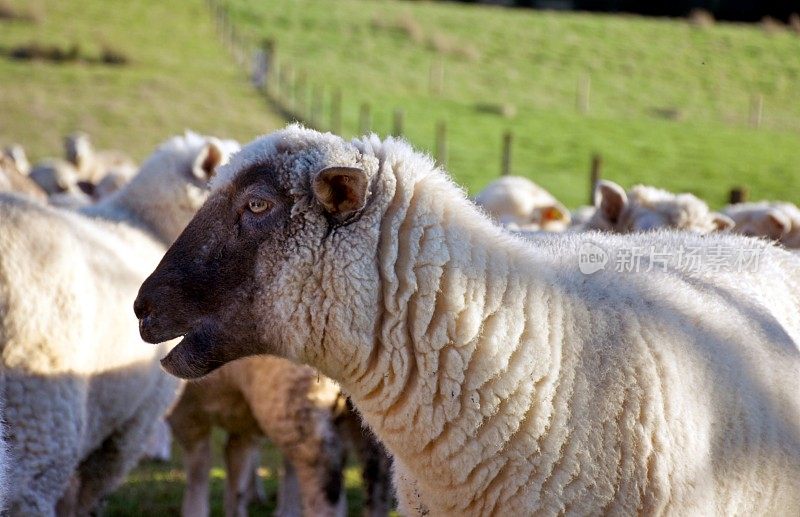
[135,126,800,515]
[29,158,82,194]
[569,205,596,227]
[170,356,343,517]
[0,147,46,201]
[586,179,733,233]
[0,131,235,515]
[169,354,392,517]
[65,132,137,184]
[473,175,570,231]
[723,201,800,249]
[2,144,31,176]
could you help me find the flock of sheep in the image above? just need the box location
[0,125,799,515]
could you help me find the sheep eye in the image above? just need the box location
[248,198,271,214]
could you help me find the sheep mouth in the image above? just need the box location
[138,315,188,345]
[159,322,226,380]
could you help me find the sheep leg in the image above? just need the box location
[179,436,212,517]
[336,407,393,517]
[283,428,347,517]
[247,448,267,504]
[222,433,260,517]
[275,458,302,517]
[354,433,393,517]
[73,403,162,514]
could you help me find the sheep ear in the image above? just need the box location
[710,213,734,231]
[594,180,627,224]
[765,209,791,237]
[193,141,225,180]
[312,166,369,218]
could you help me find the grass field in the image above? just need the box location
[0,0,282,162]
[224,0,800,207]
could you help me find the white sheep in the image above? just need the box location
[0,149,46,201]
[0,131,235,515]
[169,354,392,517]
[2,144,31,176]
[724,201,800,249]
[586,180,733,233]
[65,132,137,185]
[473,175,570,231]
[136,126,800,516]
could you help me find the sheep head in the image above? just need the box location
[135,125,384,380]
[588,180,733,234]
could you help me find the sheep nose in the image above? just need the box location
[133,295,152,320]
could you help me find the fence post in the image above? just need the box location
[589,153,603,204]
[436,121,448,167]
[577,73,591,114]
[749,94,763,129]
[393,108,405,137]
[253,38,275,91]
[501,131,513,176]
[729,186,748,204]
[359,103,371,134]
[429,59,444,96]
[330,89,342,134]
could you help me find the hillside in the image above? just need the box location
[225,0,800,207]
[0,0,282,162]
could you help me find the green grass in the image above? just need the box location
[106,433,377,516]
[0,0,282,163]
[225,0,800,207]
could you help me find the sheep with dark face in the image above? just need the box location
[136,125,800,515]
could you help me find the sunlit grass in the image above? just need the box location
[0,0,282,163]
[226,0,800,207]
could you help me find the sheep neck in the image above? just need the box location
[345,174,569,513]
[81,174,185,246]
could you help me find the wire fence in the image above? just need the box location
[206,0,761,205]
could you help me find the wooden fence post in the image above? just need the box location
[436,121,448,166]
[359,103,371,134]
[429,59,444,96]
[577,73,591,114]
[393,108,405,136]
[749,94,763,129]
[501,131,513,176]
[729,186,748,204]
[589,153,603,204]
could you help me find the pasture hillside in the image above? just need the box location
[225,0,800,207]
[0,0,282,162]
